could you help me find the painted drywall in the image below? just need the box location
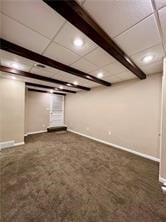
[25,90,50,134]
[160,58,166,180]
[65,73,161,159]
[0,77,25,143]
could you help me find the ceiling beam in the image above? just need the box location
[0,38,111,86]
[0,65,90,91]
[27,88,66,96]
[43,0,146,80]
[25,82,76,93]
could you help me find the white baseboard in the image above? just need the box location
[14,142,24,147]
[0,140,15,150]
[159,176,166,184]
[68,129,160,162]
[0,141,24,150]
[25,130,47,136]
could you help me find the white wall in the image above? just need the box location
[160,58,166,181]
[65,74,162,159]
[0,77,25,144]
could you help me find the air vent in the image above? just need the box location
[35,64,46,68]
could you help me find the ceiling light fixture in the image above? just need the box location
[86,75,92,79]
[11,63,19,69]
[59,85,64,89]
[73,81,78,85]
[143,55,153,64]
[73,38,84,48]
[66,83,72,87]
[97,72,104,79]
[35,64,46,68]
[11,76,16,80]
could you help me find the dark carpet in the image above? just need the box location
[0,132,166,222]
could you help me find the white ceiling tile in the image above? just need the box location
[44,42,80,65]
[85,47,116,67]
[30,66,57,77]
[1,0,65,39]
[54,22,97,56]
[155,0,166,9]
[104,71,136,83]
[53,70,99,88]
[1,13,50,53]
[76,78,99,88]
[103,61,127,76]
[0,70,77,91]
[90,68,110,78]
[116,71,137,81]
[26,85,58,92]
[115,15,161,55]
[25,79,71,91]
[26,86,69,94]
[84,0,153,37]
[140,60,163,74]
[0,49,34,71]
[71,58,98,73]
[158,7,166,42]
[103,74,121,83]
[131,44,165,68]
[53,70,78,82]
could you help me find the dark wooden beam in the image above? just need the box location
[43,0,146,80]
[28,88,66,96]
[25,82,77,93]
[0,38,111,86]
[0,65,90,91]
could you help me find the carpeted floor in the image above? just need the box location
[0,132,166,222]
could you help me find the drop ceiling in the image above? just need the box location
[0,0,166,93]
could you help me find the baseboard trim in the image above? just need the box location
[68,129,160,162]
[25,130,47,136]
[159,177,166,184]
[14,142,24,147]
[0,140,15,150]
[0,141,24,150]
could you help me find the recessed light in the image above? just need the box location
[59,85,64,89]
[49,89,54,94]
[11,63,19,69]
[73,81,78,85]
[11,76,16,80]
[66,83,72,87]
[73,38,83,48]
[86,75,92,79]
[143,55,153,64]
[97,72,104,79]
[35,64,46,68]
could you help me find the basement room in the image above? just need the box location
[0,0,166,221]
